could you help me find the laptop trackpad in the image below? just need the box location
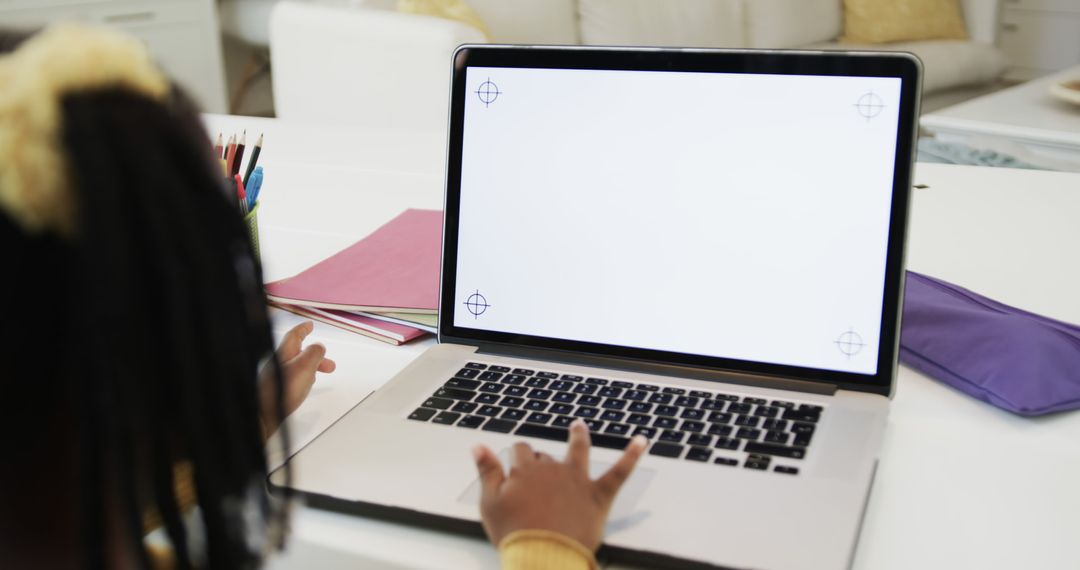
[458,448,655,526]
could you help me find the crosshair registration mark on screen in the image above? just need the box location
[476,79,501,107]
[464,290,490,318]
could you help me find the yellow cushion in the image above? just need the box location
[398,0,491,39]
[842,0,969,44]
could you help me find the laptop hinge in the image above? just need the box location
[465,341,838,396]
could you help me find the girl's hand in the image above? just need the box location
[258,321,336,434]
[472,419,647,551]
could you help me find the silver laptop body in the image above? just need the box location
[272,45,922,570]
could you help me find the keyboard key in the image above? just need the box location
[743,397,766,405]
[659,430,685,443]
[793,432,814,447]
[765,431,790,444]
[605,423,630,435]
[583,419,605,432]
[577,395,602,407]
[477,371,503,382]
[714,457,738,466]
[600,410,625,422]
[662,387,686,395]
[499,396,524,408]
[735,415,760,427]
[476,394,500,405]
[628,402,653,413]
[598,387,623,398]
[745,458,770,470]
[627,413,651,426]
[422,397,453,410]
[504,386,527,397]
[527,389,553,400]
[762,419,789,431]
[457,415,485,429]
[743,442,807,459]
[512,368,535,376]
[687,434,713,447]
[708,424,733,437]
[526,412,553,425]
[501,374,527,385]
[446,378,481,390]
[736,427,761,440]
[707,412,733,424]
[573,384,598,395]
[754,406,779,419]
[782,408,821,423]
[632,426,658,439]
[700,400,726,411]
[452,401,478,413]
[482,419,516,433]
[680,421,705,433]
[680,408,704,420]
[525,377,550,388]
[550,381,574,391]
[432,412,461,425]
[478,382,503,394]
[624,390,648,402]
[612,381,635,389]
[689,390,712,398]
[536,371,559,379]
[685,447,712,462]
[514,423,632,450]
[799,404,824,413]
[674,396,699,407]
[774,466,799,475]
[553,392,576,403]
[792,422,815,435]
[648,393,673,405]
[715,393,740,402]
[771,400,796,409]
[501,409,526,421]
[524,400,549,412]
[636,383,659,392]
[465,362,487,370]
[728,402,752,414]
[435,387,475,401]
[550,403,574,415]
[408,407,436,421]
[488,365,511,373]
[601,398,627,410]
[561,374,583,382]
[714,437,741,450]
[455,368,480,379]
[653,417,678,429]
[655,405,679,417]
[585,377,609,385]
[649,442,684,458]
[477,405,501,417]
[552,416,573,428]
[574,407,599,419]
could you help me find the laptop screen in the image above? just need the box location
[442,48,918,392]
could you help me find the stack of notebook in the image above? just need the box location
[265,209,441,345]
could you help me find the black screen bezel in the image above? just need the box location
[439,45,920,397]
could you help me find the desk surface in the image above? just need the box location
[204,114,1080,569]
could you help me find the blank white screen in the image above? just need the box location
[454,66,902,375]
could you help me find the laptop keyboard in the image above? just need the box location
[407,362,823,476]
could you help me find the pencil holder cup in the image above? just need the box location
[244,202,260,260]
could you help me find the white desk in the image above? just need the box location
[204,114,1080,569]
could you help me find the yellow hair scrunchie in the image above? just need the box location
[0,23,170,237]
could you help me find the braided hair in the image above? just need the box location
[0,29,289,570]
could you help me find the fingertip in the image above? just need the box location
[471,444,487,463]
[630,435,647,451]
[571,418,587,432]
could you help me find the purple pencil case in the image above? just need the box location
[900,271,1080,416]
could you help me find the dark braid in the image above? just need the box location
[55,85,287,569]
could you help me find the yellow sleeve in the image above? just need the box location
[498,529,598,570]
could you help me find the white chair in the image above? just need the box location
[269,0,484,129]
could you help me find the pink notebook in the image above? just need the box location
[271,304,428,346]
[265,209,441,313]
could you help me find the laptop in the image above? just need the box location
[272,45,921,570]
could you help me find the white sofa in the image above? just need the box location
[269,0,1005,130]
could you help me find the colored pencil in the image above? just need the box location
[224,134,237,180]
[243,133,263,188]
[232,130,246,178]
[213,133,223,159]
